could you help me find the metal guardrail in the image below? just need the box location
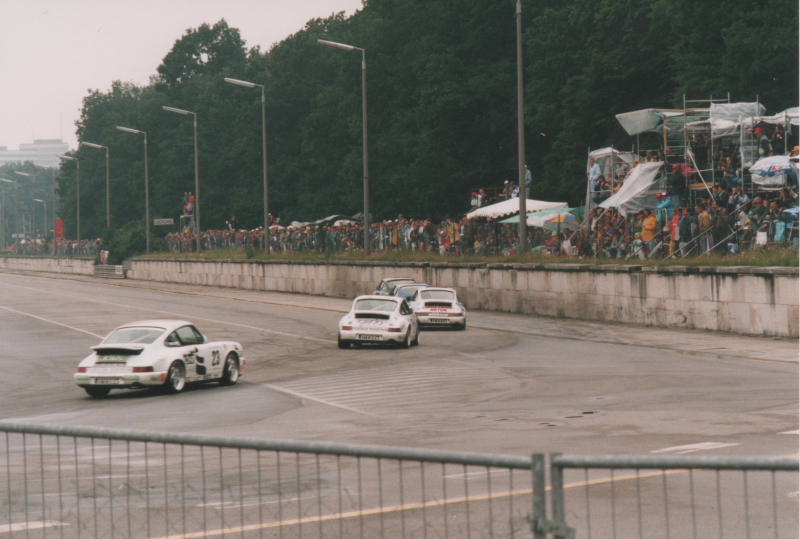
[93,265,127,279]
[0,421,796,538]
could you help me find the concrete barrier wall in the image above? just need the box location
[0,256,95,276]
[128,259,799,338]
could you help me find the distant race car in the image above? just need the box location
[393,283,431,302]
[75,320,245,398]
[338,295,420,348]
[409,287,467,330]
[374,277,416,296]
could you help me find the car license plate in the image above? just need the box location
[95,378,120,385]
[429,319,450,323]
[357,334,381,341]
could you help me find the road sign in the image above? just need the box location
[154,218,174,226]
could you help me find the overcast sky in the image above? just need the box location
[0,0,364,151]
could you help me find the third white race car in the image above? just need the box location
[75,320,245,398]
[409,287,466,330]
[338,295,420,348]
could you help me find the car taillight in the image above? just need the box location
[388,328,402,333]
[342,326,352,330]
[132,367,154,373]
[77,367,87,373]
[416,311,429,316]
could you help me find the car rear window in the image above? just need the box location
[420,290,455,301]
[355,299,398,312]
[104,328,164,345]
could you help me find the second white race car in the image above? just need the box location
[75,320,245,398]
[409,287,467,330]
[338,295,420,348]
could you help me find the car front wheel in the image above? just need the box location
[220,353,239,386]
[164,362,186,394]
[84,387,111,398]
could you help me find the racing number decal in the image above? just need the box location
[211,350,221,367]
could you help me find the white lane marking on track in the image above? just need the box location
[651,442,740,454]
[780,429,799,434]
[444,469,510,479]
[198,496,306,509]
[286,374,480,395]
[0,280,335,345]
[263,384,373,416]
[0,305,103,338]
[0,521,67,533]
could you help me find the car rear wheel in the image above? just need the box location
[84,387,111,398]
[412,327,420,346]
[164,361,186,394]
[456,322,466,331]
[399,328,412,349]
[220,353,239,386]
[338,334,351,349]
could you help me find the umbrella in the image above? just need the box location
[749,156,796,178]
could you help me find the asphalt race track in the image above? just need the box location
[0,270,797,538]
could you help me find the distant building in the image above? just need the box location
[0,139,70,168]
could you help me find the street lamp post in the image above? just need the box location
[116,126,151,253]
[163,106,201,252]
[56,155,80,241]
[224,77,270,253]
[318,39,370,255]
[516,0,528,252]
[0,179,12,250]
[14,172,34,249]
[35,199,46,243]
[82,142,110,228]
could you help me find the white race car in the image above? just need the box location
[409,287,467,330]
[373,277,416,296]
[338,295,420,348]
[75,320,245,398]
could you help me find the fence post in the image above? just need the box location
[550,452,569,539]
[532,453,546,539]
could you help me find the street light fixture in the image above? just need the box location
[14,171,34,247]
[117,126,151,253]
[318,39,371,255]
[163,106,201,252]
[0,178,12,251]
[56,154,80,241]
[81,142,110,228]
[224,77,269,252]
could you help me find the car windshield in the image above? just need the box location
[420,290,455,301]
[396,285,426,299]
[104,327,164,345]
[355,299,398,312]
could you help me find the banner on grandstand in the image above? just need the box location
[154,218,174,226]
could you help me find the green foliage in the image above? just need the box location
[102,221,147,265]
[56,0,799,243]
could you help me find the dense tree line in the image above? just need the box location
[47,0,797,247]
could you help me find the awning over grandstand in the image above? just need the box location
[498,207,573,224]
[467,198,567,219]
[598,161,664,216]
[615,109,684,136]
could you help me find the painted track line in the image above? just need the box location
[0,280,336,345]
[0,305,103,338]
[263,384,373,416]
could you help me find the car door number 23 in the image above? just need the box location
[211,350,221,367]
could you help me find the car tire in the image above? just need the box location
[338,334,351,349]
[412,327,420,346]
[400,328,412,349]
[84,387,111,398]
[164,361,186,394]
[219,353,239,386]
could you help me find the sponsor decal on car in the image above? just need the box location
[98,355,129,363]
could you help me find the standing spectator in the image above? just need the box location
[641,209,658,252]
[669,207,681,255]
[772,125,785,154]
[588,158,602,192]
[755,127,772,159]
[696,203,712,253]
[230,215,238,231]
[525,164,532,199]
[501,181,512,200]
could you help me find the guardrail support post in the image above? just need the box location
[550,452,573,539]
[532,453,546,539]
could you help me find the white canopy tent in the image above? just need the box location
[598,162,665,216]
[467,198,567,219]
[615,109,686,136]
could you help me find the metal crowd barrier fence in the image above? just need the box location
[0,422,796,538]
[534,453,799,539]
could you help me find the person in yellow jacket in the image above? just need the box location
[641,209,658,251]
